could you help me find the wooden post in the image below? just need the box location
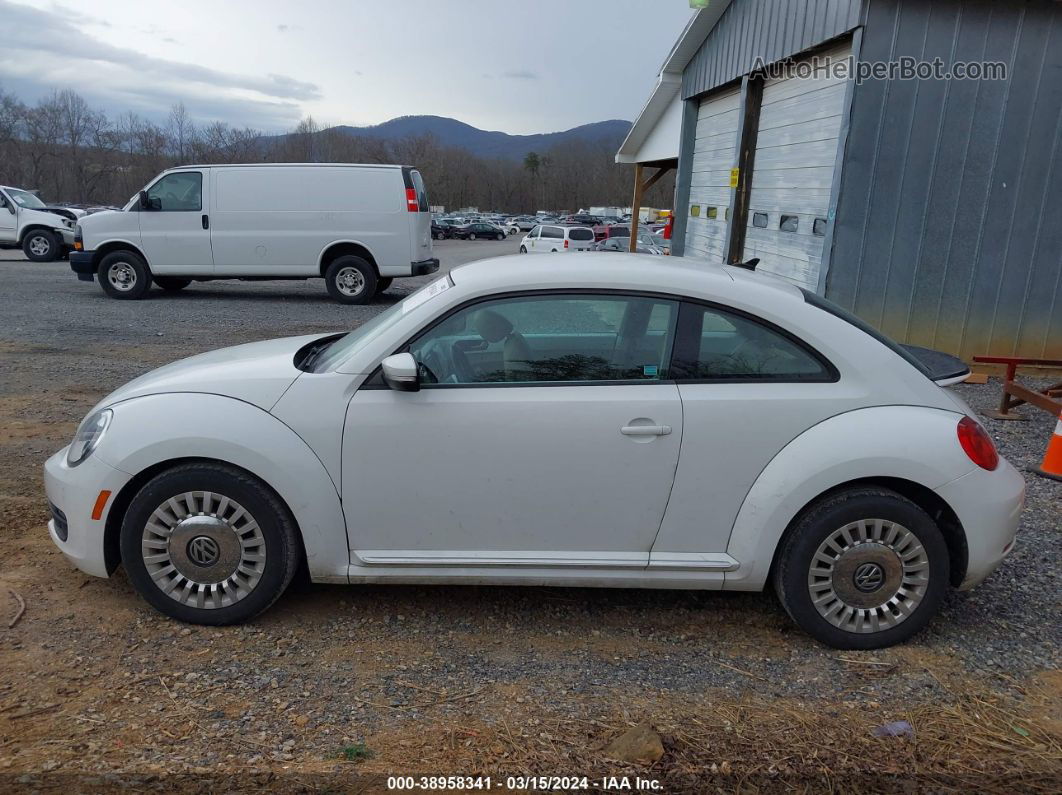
[725,74,764,265]
[629,164,644,253]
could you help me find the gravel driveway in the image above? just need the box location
[0,243,1059,791]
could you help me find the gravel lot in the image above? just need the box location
[0,242,1059,791]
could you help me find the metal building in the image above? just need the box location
[617,0,1062,360]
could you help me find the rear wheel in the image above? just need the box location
[98,250,152,300]
[773,487,949,649]
[155,277,191,292]
[469,233,477,241]
[23,230,59,262]
[495,232,504,241]
[519,245,527,253]
[324,255,376,304]
[120,462,300,625]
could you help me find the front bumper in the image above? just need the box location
[935,457,1026,590]
[57,227,76,245]
[43,447,132,578]
[69,250,95,281]
[412,257,440,276]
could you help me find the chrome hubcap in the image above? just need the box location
[807,519,929,634]
[141,491,266,609]
[335,266,365,296]
[29,235,50,256]
[107,262,137,291]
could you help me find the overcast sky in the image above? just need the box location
[0,0,694,134]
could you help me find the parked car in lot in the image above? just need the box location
[0,184,77,261]
[593,222,631,242]
[431,220,450,240]
[519,224,596,252]
[43,255,1023,648]
[563,213,604,227]
[593,230,664,254]
[69,163,438,304]
[506,216,537,235]
[453,222,507,240]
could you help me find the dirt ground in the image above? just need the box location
[0,247,1059,793]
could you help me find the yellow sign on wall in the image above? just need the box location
[690,205,700,217]
[729,168,740,188]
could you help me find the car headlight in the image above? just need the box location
[67,409,112,467]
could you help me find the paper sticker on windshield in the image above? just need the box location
[402,275,451,313]
[643,364,659,377]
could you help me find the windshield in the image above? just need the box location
[311,274,454,372]
[6,188,45,209]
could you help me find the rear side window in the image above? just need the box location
[568,228,594,241]
[610,226,631,237]
[672,302,834,381]
[542,226,563,239]
[800,289,933,379]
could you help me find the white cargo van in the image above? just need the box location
[70,163,438,304]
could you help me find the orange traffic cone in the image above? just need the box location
[1033,413,1062,481]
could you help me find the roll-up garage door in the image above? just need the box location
[743,40,851,290]
[685,86,741,263]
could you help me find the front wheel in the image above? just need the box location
[496,233,504,241]
[98,250,152,300]
[23,230,59,262]
[324,255,377,304]
[773,487,949,649]
[469,233,477,241]
[155,277,191,292]
[519,245,527,253]
[120,462,300,625]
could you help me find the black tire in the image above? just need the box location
[469,233,477,241]
[375,277,393,295]
[22,229,59,262]
[98,250,152,300]
[496,233,504,241]
[155,277,191,292]
[120,462,301,625]
[324,255,377,304]
[773,487,949,650]
[435,232,444,240]
[519,246,527,253]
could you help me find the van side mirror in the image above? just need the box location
[138,191,161,211]
[381,353,420,392]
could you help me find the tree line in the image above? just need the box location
[0,88,675,213]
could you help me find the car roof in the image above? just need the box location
[167,163,407,170]
[449,254,805,305]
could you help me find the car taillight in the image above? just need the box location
[564,239,569,249]
[405,188,419,213]
[957,416,998,470]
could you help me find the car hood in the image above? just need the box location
[94,334,327,413]
[20,207,73,230]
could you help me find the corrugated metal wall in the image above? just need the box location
[827,0,1062,360]
[682,0,862,100]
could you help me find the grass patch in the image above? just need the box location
[339,743,373,762]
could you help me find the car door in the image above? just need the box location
[342,292,683,567]
[526,225,541,251]
[650,300,850,567]
[138,169,214,275]
[0,192,15,244]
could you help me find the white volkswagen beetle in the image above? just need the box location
[44,255,1025,648]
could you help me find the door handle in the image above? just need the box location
[620,424,672,437]
[201,214,209,230]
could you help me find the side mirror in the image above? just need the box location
[139,191,161,211]
[381,352,420,392]
[3,202,13,214]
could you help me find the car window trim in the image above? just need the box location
[361,288,686,390]
[669,300,839,384]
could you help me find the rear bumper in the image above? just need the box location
[70,250,96,281]
[412,258,440,276]
[935,457,1026,590]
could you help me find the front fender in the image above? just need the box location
[724,406,974,591]
[95,393,348,581]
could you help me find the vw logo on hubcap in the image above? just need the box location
[187,535,221,567]
[853,562,885,593]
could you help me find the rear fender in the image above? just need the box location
[724,406,974,591]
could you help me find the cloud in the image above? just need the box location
[0,1,321,103]
[502,70,538,80]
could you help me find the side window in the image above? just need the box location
[542,226,563,239]
[407,294,679,386]
[410,169,429,212]
[146,171,202,211]
[672,302,832,381]
[528,225,541,238]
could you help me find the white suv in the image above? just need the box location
[519,224,595,253]
[0,185,77,261]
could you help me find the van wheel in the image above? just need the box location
[325,255,377,304]
[375,277,393,295]
[23,230,59,262]
[98,250,152,300]
[773,487,949,649]
[155,277,191,292]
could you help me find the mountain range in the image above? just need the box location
[327,115,632,160]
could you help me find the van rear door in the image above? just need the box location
[402,167,433,266]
